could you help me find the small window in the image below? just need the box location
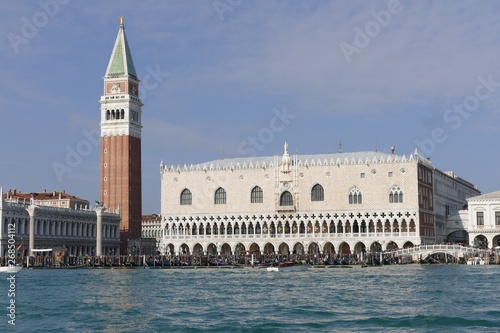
[496,212,500,225]
[388,172,393,177]
[389,186,403,203]
[215,188,226,204]
[280,191,293,206]
[349,188,362,204]
[477,212,484,226]
[360,173,365,179]
[180,189,192,205]
[311,184,324,202]
[251,186,263,203]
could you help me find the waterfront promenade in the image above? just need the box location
[3,244,499,268]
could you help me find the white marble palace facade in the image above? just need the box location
[159,144,479,257]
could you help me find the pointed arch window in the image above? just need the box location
[215,187,226,205]
[389,186,404,203]
[280,191,293,206]
[106,110,110,120]
[311,184,324,202]
[180,189,192,205]
[349,187,362,204]
[251,186,263,203]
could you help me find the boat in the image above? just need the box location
[0,265,22,273]
[466,257,485,265]
[266,261,309,272]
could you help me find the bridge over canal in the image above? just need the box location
[385,244,491,261]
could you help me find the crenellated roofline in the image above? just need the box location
[160,150,431,174]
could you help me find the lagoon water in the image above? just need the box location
[1,265,499,332]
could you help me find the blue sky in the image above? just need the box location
[1,0,500,214]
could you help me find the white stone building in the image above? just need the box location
[159,144,479,257]
[466,191,500,248]
[141,214,162,255]
[0,190,121,258]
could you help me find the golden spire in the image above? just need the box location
[119,16,124,26]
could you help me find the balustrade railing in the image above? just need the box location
[163,231,419,241]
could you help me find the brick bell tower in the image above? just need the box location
[100,16,142,255]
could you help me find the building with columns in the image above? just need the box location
[100,17,143,254]
[0,189,120,259]
[158,143,480,258]
[141,214,162,255]
[465,191,500,248]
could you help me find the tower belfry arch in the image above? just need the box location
[99,17,143,254]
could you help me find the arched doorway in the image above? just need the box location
[354,242,366,254]
[207,243,217,256]
[339,242,351,254]
[278,242,290,256]
[179,243,189,255]
[403,241,414,249]
[370,242,382,253]
[249,243,260,253]
[221,243,231,256]
[166,244,175,256]
[308,242,320,255]
[263,243,275,254]
[234,243,245,255]
[386,241,398,251]
[293,242,305,255]
[193,243,203,257]
[492,235,500,248]
[323,242,335,255]
[474,235,488,249]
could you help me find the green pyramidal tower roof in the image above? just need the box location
[105,17,137,79]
